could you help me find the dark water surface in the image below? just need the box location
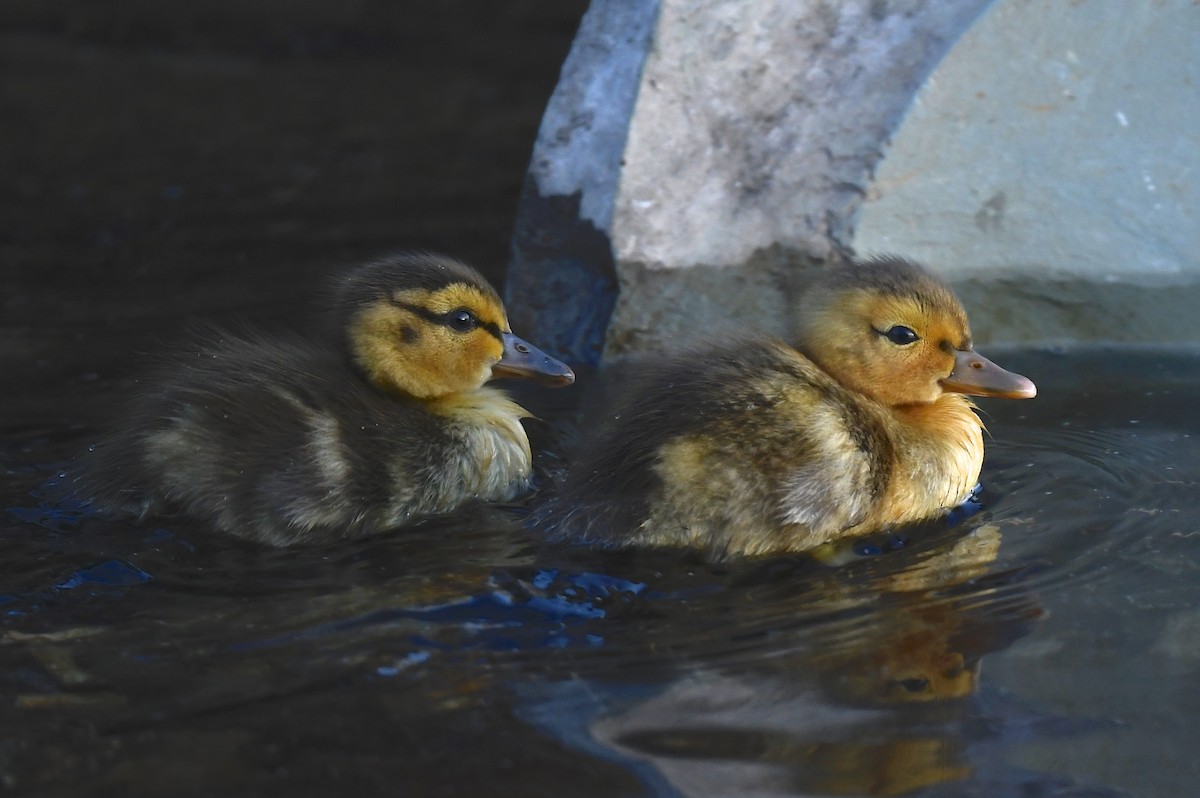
[6,5,1200,797]
[4,348,1200,797]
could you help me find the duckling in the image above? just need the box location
[80,252,574,546]
[542,256,1034,560]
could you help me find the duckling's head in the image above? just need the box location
[796,256,1035,406]
[337,253,574,399]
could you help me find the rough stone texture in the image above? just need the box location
[506,0,660,366]
[511,0,1200,360]
[508,0,992,364]
[600,247,820,357]
[854,0,1200,345]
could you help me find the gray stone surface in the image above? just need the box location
[854,0,1200,345]
[608,0,991,270]
[510,0,1200,360]
[506,0,660,366]
[508,0,992,363]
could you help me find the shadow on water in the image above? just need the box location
[4,348,1200,795]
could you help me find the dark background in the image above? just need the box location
[2,0,588,430]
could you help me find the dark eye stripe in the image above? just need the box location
[390,299,504,342]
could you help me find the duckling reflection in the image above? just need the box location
[592,590,1042,796]
[542,256,1035,560]
[584,524,1045,797]
[78,253,574,546]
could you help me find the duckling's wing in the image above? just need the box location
[775,401,880,534]
[531,360,691,544]
[542,336,890,555]
[79,329,450,544]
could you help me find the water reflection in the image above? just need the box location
[536,521,1042,797]
[4,349,1199,795]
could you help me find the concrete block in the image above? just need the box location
[509,0,1199,360]
[509,0,990,363]
[855,0,1200,345]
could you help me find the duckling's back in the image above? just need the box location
[543,336,895,558]
[81,331,509,545]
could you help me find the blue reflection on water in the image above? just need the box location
[232,570,646,655]
[55,559,153,590]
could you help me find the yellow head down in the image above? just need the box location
[796,256,1035,406]
[340,253,574,399]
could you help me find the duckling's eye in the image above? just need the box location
[897,677,930,694]
[884,325,919,346]
[446,309,478,332]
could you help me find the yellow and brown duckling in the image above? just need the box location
[543,256,1034,560]
[81,252,574,546]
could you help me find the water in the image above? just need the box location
[3,347,1200,796]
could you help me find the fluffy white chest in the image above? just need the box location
[435,387,534,502]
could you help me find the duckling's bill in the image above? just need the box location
[940,348,1036,399]
[492,332,575,386]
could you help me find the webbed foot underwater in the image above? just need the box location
[76,252,574,546]
[542,255,1036,560]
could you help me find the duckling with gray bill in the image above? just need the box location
[541,256,1035,560]
[79,252,574,546]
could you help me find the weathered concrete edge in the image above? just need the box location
[610,0,997,269]
[601,247,821,360]
[505,1,661,366]
[600,253,1200,361]
[506,0,999,366]
[522,0,661,233]
[952,276,1200,348]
